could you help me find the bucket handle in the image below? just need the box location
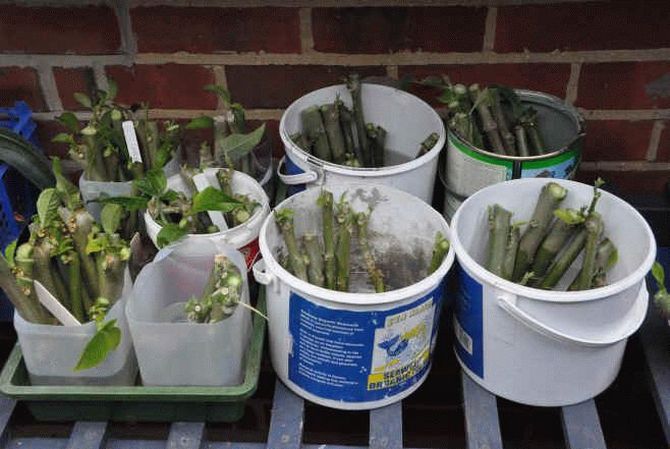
[252,259,274,286]
[496,283,648,348]
[277,156,319,185]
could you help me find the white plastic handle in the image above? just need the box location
[496,284,648,348]
[277,156,318,185]
[252,259,274,286]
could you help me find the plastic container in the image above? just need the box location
[254,183,455,410]
[0,292,267,422]
[143,168,270,268]
[127,239,252,386]
[79,154,180,222]
[278,83,446,203]
[442,89,584,221]
[14,294,137,386]
[450,178,656,406]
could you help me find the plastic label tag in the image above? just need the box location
[192,173,229,231]
[287,281,445,403]
[454,265,484,378]
[122,121,143,163]
[34,281,81,326]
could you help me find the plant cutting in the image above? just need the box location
[186,85,269,185]
[651,262,670,318]
[274,188,450,293]
[290,74,438,168]
[482,179,618,290]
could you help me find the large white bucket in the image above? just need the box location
[253,183,455,410]
[278,84,446,203]
[450,178,656,406]
[143,168,270,269]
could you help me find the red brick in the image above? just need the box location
[655,122,670,162]
[576,170,669,196]
[582,120,653,162]
[132,7,300,54]
[496,2,670,53]
[312,7,486,53]
[398,64,571,106]
[106,65,216,110]
[53,68,96,111]
[0,6,121,54]
[0,67,45,111]
[578,62,670,110]
[225,66,387,109]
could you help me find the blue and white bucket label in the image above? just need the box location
[288,283,444,402]
[454,265,484,378]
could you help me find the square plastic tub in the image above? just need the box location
[0,292,266,422]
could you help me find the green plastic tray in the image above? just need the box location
[0,293,266,422]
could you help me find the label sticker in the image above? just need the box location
[454,265,484,378]
[122,121,143,163]
[288,283,444,402]
[240,238,260,270]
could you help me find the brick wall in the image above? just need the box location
[2,0,670,195]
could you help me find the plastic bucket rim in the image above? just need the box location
[259,183,456,306]
[278,83,446,178]
[143,169,270,244]
[450,177,657,303]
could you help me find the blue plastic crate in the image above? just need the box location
[0,102,41,321]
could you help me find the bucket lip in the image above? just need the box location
[144,168,270,241]
[279,83,447,178]
[447,88,585,162]
[450,178,657,303]
[259,184,456,306]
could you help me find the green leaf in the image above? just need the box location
[96,195,149,212]
[36,188,60,227]
[134,169,167,197]
[86,234,107,255]
[606,247,619,270]
[101,203,124,235]
[52,133,73,144]
[157,223,188,248]
[191,187,241,214]
[57,112,80,133]
[107,79,118,101]
[74,319,121,371]
[73,92,92,109]
[204,84,231,105]
[52,157,81,209]
[652,261,666,292]
[554,208,585,225]
[415,76,447,88]
[218,124,265,161]
[3,241,17,267]
[185,116,214,130]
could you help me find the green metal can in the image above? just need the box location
[442,89,585,220]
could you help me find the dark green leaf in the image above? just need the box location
[191,187,241,214]
[57,112,80,133]
[107,79,118,101]
[185,116,214,130]
[204,84,231,105]
[652,261,666,292]
[36,188,60,227]
[219,124,265,161]
[96,196,149,212]
[157,223,188,248]
[52,157,81,209]
[101,203,124,235]
[415,76,447,88]
[74,319,121,371]
[73,92,92,109]
[134,169,167,197]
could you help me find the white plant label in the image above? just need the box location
[192,173,229,231]
[122,120,143,164]
[34,281,81,326]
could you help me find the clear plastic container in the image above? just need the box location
[126,239,252,386]
[14,296,137,386]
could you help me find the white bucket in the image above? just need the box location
[126,239,252,386]
[278,84,446,204]
[79,155,181,222]
[450,178,656,406]
[143,168,270,269]
[253,183,455,410]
